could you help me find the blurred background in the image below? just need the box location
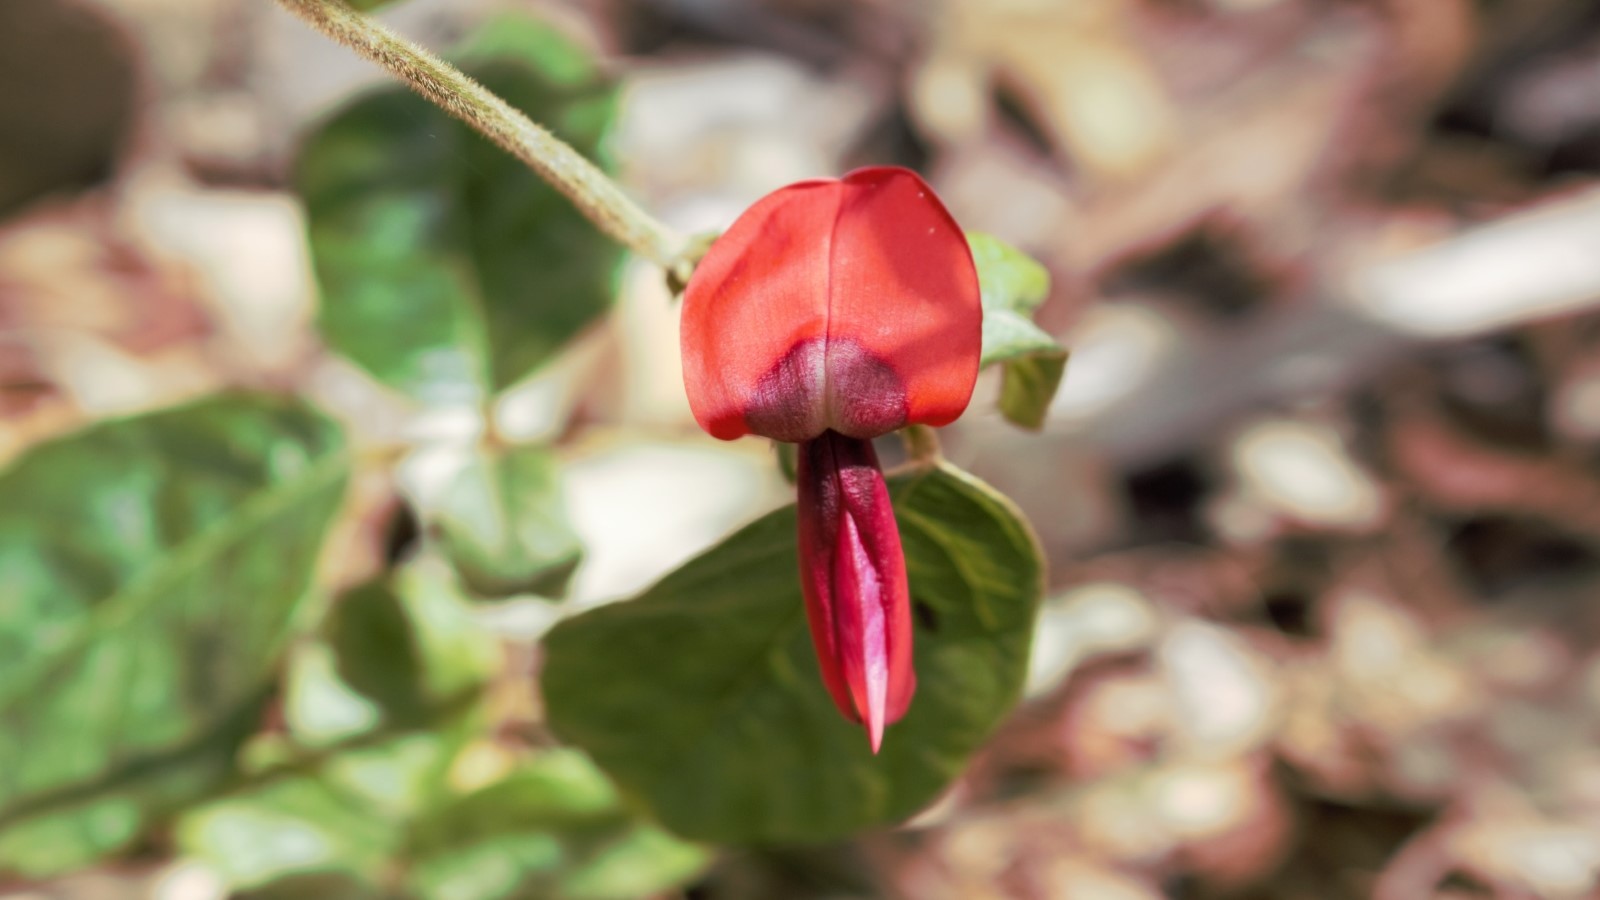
[5,0,1600,897]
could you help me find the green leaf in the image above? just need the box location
[321,582,425,735]
[284,641,385,747]
[235,872,384,900]
[433,444,582,599]
[181,559,506,894]
[406,833,564,900]
[542,463,1043,843]
[177,773,398,889]
[998,350,1068,430]
[407,750,620,856]
[453,14,600,87]
[323,732,459,821]
[178,726,460,891]
[296,19,624,404]
[182,749,707,900]
[972,233,1049,323]
[0,395,349,876]
[980,308,1057,366]
[556,824,710,900]
[303,561,501,746]
[406,750,710,900]
[391,559,505,700]
[969,232,1067,430]
[181,567,492,897]
[186,589,500,893]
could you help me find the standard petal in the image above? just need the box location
[826,167,982,434]
[680,179,840,442]
[681,167,981,444]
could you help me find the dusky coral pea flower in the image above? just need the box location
[680,166,982,752]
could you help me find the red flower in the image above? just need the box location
[681,166,981,751]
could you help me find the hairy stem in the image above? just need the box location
[275,0,692,280]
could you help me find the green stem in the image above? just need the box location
[900,424,942,466]
[275,0,693,281]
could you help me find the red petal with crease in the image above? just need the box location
[681,167,981,443]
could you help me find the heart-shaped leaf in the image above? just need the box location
[542,463,1043,842]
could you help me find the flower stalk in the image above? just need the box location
[274,0,694,282]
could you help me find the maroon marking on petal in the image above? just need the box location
[822,340,909,440]
[745,338,908,443]
[745,339,827,443]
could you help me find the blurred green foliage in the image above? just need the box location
[181,739,709,900]
[310,563,501,745]
[175,563,708,899]
[296,13,625,406]
[0,395,348,876]
[433,444,582,600]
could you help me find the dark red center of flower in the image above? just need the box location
[744,337,909,443]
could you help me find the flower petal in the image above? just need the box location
[827,167,981,433]
[680,179,839,442]
[681,167,981,443]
